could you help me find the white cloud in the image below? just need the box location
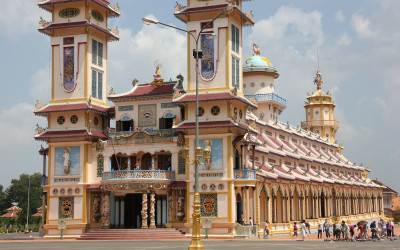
[108,17,187,93]
[30,64,51,103]
[351,13,373,38]
[335,10,345,22]
[249,6,323,46]
[0,103,43,147]
[0,0,49,38]
[336,33,351,46]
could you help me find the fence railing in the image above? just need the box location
[102,170,175,180]
[245,93,286,106]
[234,169,256,180]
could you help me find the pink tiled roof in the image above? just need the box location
[174,120,255,132]
[175,4,254,26]
[38,0,119,17]
[173,92,257,109]
[39,21,119,41]
[35,130,107,141]
[108,83,176,100]
[35,103,113,116]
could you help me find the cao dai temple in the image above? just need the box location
[34,0,384,239]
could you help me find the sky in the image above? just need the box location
[0,0,399,193]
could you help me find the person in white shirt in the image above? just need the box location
[301,220,307,241]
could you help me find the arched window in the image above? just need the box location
[116,115,133,132]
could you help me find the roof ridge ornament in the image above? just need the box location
[252,43,260,56]
[314,69,324,91]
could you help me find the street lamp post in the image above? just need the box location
[26,175,31,233]
[142,4,232,250]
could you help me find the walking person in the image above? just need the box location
[323,219,331,239]
[349,224,355,239]
[317,222,323,239]
[249,217,254,235]
[264,220,269,239]
[386,221,392,238]
[292,222,298,239]
[391,220,395,237]
[301,220,307,241]
[306,221,311,234]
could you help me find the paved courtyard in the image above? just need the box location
[0,239,399,250]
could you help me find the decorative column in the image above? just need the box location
[101,191,110,228]
[246,187,250,224]
[282,196,286,222]
[273,196,277,223]
[115,198,120,227]
[168,191,173,223]
[120,198,125,227]
[255,186,260,226]
[149,193,156,228]
[141,193,148,228]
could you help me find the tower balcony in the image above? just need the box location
[234,169,256,180]
[245,93,286,107]
[107,129,176,145]
[301,120,339,130]
[102,170,175,181]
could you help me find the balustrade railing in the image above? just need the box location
[234,169,256,180]
[102,170,175,180]
[245,93,286,106]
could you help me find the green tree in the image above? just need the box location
[5,173,42,228]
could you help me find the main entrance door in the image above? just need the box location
[125,194,142,228]
[155,195,168,227]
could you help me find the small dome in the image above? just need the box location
[244,55,271,68]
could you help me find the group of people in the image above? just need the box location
[319,219,396,241]
[261,218,396,241]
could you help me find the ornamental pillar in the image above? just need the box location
[255,186,260,226]
[120,198,125,227]
[141,193,148,228]
[101,191,110,228]
[149,192,156,228]
[245,187,250,224]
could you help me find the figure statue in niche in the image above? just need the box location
[204,139,212,169]
[63,147,71,174]
[92,192,101,222]
[176,190,185,221]
[101,191,110,228]
[253,43,261,56]
[168,192,173,223]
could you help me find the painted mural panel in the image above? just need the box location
[59,197,74,219]
[55,147,80,176]
[201,34,215,80]
[138,104,157,127]
[63,47,75,92]
[200,193,218,217]
[199,139,223,170]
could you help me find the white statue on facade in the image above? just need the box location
[63,147,71,174]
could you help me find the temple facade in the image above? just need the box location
[34,0,383,239]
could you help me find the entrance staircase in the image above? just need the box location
[77,228,187,240]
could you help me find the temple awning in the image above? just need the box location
[38,0,120,17]
[39,21,119,41]
[35,102,114,116]
[173,92,257,109]
[35,129,107,141]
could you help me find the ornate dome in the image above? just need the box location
[244,55,271,68]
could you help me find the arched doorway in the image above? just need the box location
[260,189,267,223]
[235,150,240,170]
[236,193,242,223]
[320,192,325,218]
[141,153,152,170]
[307,192,313,219]
[293,190,299,221]
[332,189,336,216]
[276,190,283,223]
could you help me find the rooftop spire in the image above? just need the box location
[314,69,324,91]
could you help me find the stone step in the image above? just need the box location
[77,228,186,241]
